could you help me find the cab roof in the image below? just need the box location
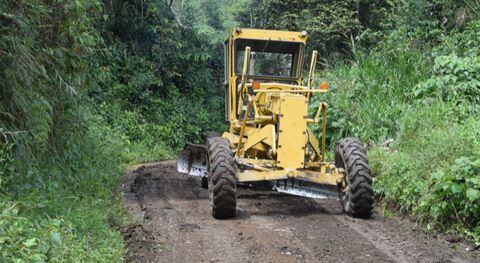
[230,28,308,44]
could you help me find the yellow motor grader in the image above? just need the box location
[178,28,373,219]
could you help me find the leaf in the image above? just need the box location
[450,183,462,194]
[50,232,62,244]
[50,219,61,227]
[466,188,480,202]
[23,238,37,247]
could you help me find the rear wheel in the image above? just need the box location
[207,137,237,219]
[334,138,374,218]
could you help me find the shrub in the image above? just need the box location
[320,23,480,244]
[311,30,431,146]
[414,54,480,116]
[371,103,480,245]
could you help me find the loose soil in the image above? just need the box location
[121,161,479,263]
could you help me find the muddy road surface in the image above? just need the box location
[121,161,479,263]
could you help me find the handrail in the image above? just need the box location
[254,89,327,93]
[307,51,318,90]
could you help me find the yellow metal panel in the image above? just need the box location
[268,94,282,115]
[296,170,343,186]
[237,169,288,182]
[277,95,308,170]
[236,168,343,186]
[243,124,276,152]
[254,89,327,94]
[252,83,309,90]
[232,28,308,43]
[222,131,238,145]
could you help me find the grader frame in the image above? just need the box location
[178,28,373,219]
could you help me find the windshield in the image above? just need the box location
[234,39,302,78]
[236,51,293,77]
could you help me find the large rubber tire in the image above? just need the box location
[207,137,237,219]
[200,132,221,190]
[334,138,374,218]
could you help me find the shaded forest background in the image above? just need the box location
[1,0,479,260]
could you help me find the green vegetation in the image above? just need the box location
[1,1,126,261]
[0,0,233,260]
[315,1,480,246]
[1,0,479,261]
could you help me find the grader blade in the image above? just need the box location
[177,143,208,177]
[273,180,339,200]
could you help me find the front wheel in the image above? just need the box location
[334,138,374,218]
[207,137,237,219]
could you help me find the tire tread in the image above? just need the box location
[207,137,236,219]
[334,137,374,218]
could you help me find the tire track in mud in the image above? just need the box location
[332,215,469,263]
[121,161,479,263]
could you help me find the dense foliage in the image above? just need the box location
[240,0,394,57]
[0,0,231,260]
[315,0,480,245]
[1,0,479,260]
[93,0,227,161]
[0,0,125,261]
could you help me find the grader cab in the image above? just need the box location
[178,28,373,219]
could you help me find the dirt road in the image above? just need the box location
[121,161,479,263]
